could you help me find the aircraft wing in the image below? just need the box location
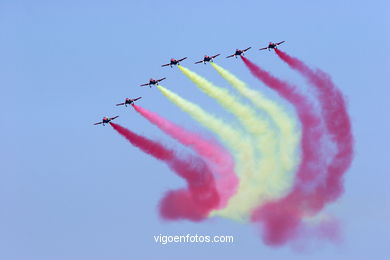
[243,47,251,52]
[94,122,103,125]
[140,83,150,86]
[178,57,187,62]
[161,63,170,67]
[132,97,142,102]
[226,54,235,58]
[157,77,166,82]
[109,116,119,120]
[259,47,268,50]
[194,60,203,64]
[116,103,125,106]
[211,54,220,59]
[276,41,285,45]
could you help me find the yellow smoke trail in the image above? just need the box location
[211,62,300,175]
[177,66,286,220]
[157,85,256,220]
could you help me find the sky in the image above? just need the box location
[0,0,389,259]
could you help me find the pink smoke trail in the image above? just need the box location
[110,122,220,221]
[132,104,238,209]
[241,56,331,246]
[275,49,354,202]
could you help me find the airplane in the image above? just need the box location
[116,97,142,107]
[140,78,166,87]
[259,41,285,51]
[194,54,220,64]
[226,47,251,58]
[93,116,119,126]
[161,57,187,67]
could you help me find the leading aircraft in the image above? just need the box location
[93,116,119,126]
[194,54,220,64]
[161,57,187,67]
[226,47,251,58]
[259,41,285,51]
[140,78,166,87]
[116,97,142,107]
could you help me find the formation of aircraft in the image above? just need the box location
[259,41,285,51]
[95,41,286,125]
[194,54,220,64]
[140,78,166,87]
[116,97,142,107]
[94,116,119,126]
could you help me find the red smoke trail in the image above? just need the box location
[241,56,331,245]
[275,49,354,202]
[132,104,238,209]
[110,122,220,221]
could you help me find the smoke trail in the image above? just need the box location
[211,62,300,174]
[178,66,288,221]
[110,122,220,221]
[275,49,354,204]
[156,85,255,220]
[132,104,238,209]
[241,56,329,245]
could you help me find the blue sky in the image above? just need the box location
[0,0,389,259]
